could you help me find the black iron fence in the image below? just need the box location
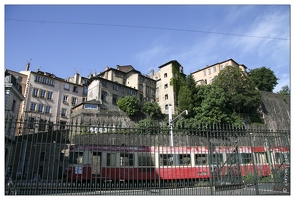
[5,117,290,195]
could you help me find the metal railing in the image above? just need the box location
[5,117,290,195]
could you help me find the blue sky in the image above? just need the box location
[4,4,291,92]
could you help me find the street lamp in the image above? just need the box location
[168,104,188,146]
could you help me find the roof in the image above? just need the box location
[158,60,179,69]
[191,58,247,74]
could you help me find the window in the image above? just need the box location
[195,154,208,165]
[83,86,88,94]
[38,104,44,112]
[165,94,168,100]
[73,86,78,93]
[179,154,191,166]
[61,108,67,117]
[120,153,134,166]
[69,152,84,164]
[220,65,223,70]
[107,153,116,167]
[84,104,98,110]
[30,102,37,111]
[160,154,173,166]
[12,99,16,111]
[209,77,212,83]
[48,79,54,86]
[64,83,70,91]
[101,91,107,101]
[33,88,39,97]
[27,117,35,129]
[45,105,51,114]
[102,82,107,87]
[240,153,252,164]
[39,119,46,131]
[63,95,68,103]
[208,68,211,75]
[212,153,224,165]
[40,90,46,98]
[164,84,168,89]
[151,89,155,96]
[42,77,48,84]
[164,73,167,78]
[112,94,118,105]
[226,153,237,164]
[203,70,206,76]
[35,75,41,82]
[72,97,78,106]
[165,104,169,110]
[47,91,53,100]
[113,84,119,91]
[213,66,217,73]
[138,153,155,167]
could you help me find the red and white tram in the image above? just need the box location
[66,144,289,184]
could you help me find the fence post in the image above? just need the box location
[249,132,259,195]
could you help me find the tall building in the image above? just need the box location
[191,58,247,85]
[5,70,25,172]
[151,60,185,115]
[96,65,156,106]
[9,63,86,135]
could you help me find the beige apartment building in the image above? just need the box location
[9,63,86,135]
[151,60,185,115]
[191,58,247,85]
[96,65,156,106]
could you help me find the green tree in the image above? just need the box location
[142,102,162,119]
[248,66,278,92]
[277,85,290,95]
[117,95,141,116]
[212,66,261,117]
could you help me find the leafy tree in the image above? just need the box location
[191,66,261,125]
[248,66,278,92]
[277,85,290,95]
[212,65,261,117]
[117,95,141,116]
[142,102,162,119]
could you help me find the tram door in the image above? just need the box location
[92,152,101,175]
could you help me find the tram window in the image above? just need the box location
[160,154,173,166]
[254,152,267,164]
[212,153,223,165]
[107,153,116,167]
[195,154,207,165]
[226,153,237,164]
[138,153,155,166]
[179,154,191,166]
[274,153,289,164]
[120,153,134,166]
[69,152,84,164]
[240,153,252,164]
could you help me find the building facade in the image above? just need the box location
[11,65,85,135]
[5,70,25,173]
[191,58,247,85]
[151,60,185,115]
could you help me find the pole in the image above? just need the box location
[168,104,173,146]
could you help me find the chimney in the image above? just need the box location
[26,62,30,71]
[150,69,154,77]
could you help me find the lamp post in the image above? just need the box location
[168,104,188,146]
